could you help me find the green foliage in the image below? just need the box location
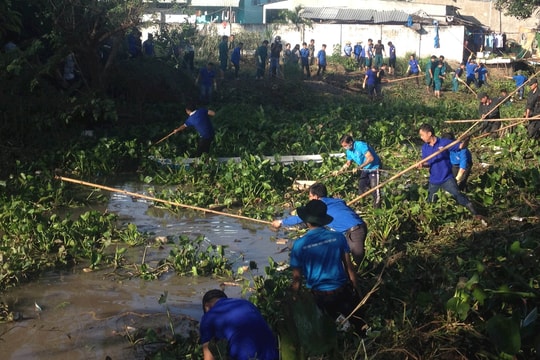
[495,0,540,19]
[166,235,233,277]
[276,6,313,31]
[1,24,540,358]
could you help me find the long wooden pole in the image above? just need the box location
[347,121,480,206]
[55,176,272,226]
[386,74,422,83]
[346,73,540,207]
[478,70,540,120]
[152,129,178,146]
[457,77,477,96]
[445,117,538,123]
[472,120,528,140]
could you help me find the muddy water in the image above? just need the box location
[0,182,290,360]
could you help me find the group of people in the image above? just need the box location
[344,39,396,75]
[198,119,496,358]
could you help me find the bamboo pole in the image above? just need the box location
[346,121,481,207]
[152,129,178,146]
[55,176,273,226]
[478,70,540,121]
[346,72,540,207]
[472,120,528,140]
[457,77,477,96]
[386,74,422,83]
[445,117,538,124]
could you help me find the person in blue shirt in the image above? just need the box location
[316,44,327,76]
[406,54,421,85]
[299,42,310,78]
[272,182,368,264]
[196,62,217,104]
[290,200,365,332]
[363,65,379,100]
[442,133,473,191]
[475,62,489,88]
[255,40,269,80]
[334,135,382,208]
[174,102,216,156]
[230,42,243,80]
[359,42,366,70]
[465,57,477,87]
[506,70,527,100]
[418,124,479,216]
[353,41,363,68]
[200,289,279,360]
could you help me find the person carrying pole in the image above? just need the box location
[418,124,484,222]
[333,134,382,208]
[272,182,368,265]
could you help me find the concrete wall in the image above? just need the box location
[229,23,465,62]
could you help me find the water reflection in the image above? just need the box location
[0,182,290,359]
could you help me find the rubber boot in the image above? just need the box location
[465,202,478,215]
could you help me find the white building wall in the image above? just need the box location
[142,20,466,62]
[288,23,463,61]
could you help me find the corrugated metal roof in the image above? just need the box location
[302,7,409,24]
[373,10,410,24]
[337,8,375,22]
[302,7,340,20]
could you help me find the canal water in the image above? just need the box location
[0,182,291,359]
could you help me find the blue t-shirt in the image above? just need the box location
[421,137,460,184]
[184,109,215,139]
[388,45,396,59]
[300,47,310,65]
[346,140,380,169]
[354,44,362,56]
[200,298,279,360]
[343,45,352,56]
[466,62,477,78]
[281,197,364,232]
[365,69,378,86]
[198,67,216,87]
[317,49,326,66]
[231,46,241,65]
[476,67,488,81]
[360,46,366,57]
[290,227,350,291]
[449,148,472,169]
[513,74,527,87]
[408,59,419,73]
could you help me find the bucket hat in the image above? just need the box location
[296,200,333,226]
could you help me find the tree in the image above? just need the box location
[277,6,312,31]
[0,0,22,43]
[495,0,540,19]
